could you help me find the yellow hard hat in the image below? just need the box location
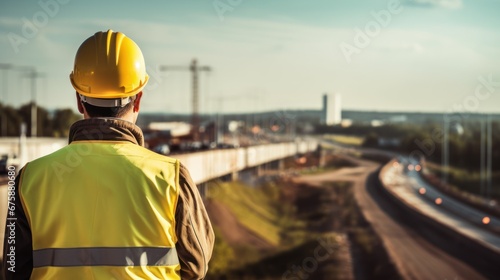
[70,29,149,107]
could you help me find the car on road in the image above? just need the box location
[0,154,20,174]
[152,144,171,155]
[0,155,7,174]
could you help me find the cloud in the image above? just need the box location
[405,0,463,9]
[0,17,21,28]
[373,42,425,54]
[3,13,497,114]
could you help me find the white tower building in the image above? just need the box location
[321,93,342,125]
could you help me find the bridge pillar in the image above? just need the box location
[278,158,285,171]
[256,165,264,177]
[231,170,239,181]
[318,145,326,168]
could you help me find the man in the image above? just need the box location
[3,30,214,279]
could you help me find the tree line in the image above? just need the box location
[0,102,81,138]
[316,121,500,172]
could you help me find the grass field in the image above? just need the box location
[206,179,307,278]
[323,134,365,146]
[425,161,500,199]
[207,180,287,246]
[207,179,349,279]
[206,174,400,279]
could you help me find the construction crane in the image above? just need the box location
[160,59,211,141]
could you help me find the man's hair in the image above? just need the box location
[82,101,134,118]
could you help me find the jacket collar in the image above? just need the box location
[68,118,144,146]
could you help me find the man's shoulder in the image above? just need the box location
[26,144,73,166]
[26,143,181,172]
[129,144,179,164]
[18,145,77,179]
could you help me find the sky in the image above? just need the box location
[0,0,500,114]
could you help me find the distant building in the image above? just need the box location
[148,122,192,137]
[321,93,342,125]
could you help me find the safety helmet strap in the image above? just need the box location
[79,94,135,108]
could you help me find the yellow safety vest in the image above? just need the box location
[19,140,181,279]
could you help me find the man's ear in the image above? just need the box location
[76,92,84,114]
[133,92,143,113]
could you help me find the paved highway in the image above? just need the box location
[382,158,500,254]
[296,155,488,280]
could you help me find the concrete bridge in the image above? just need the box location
[0,137,318,254]
[175,139,318,184]
[0,137,318,184]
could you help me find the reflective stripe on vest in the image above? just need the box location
[33,247,179,267]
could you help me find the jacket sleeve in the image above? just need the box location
[175,163,215,280]
[3,168,33,279]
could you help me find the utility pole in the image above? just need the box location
[0,63,12,137]
[442,114,449,184]
[211,95,252,145]
[213,96,225,145]
[19,67,44,138]
[480,116,486,197]
[486,114,493,200]
[480,114,493,199]
[160,59,211,141]
[29,69,37,138]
